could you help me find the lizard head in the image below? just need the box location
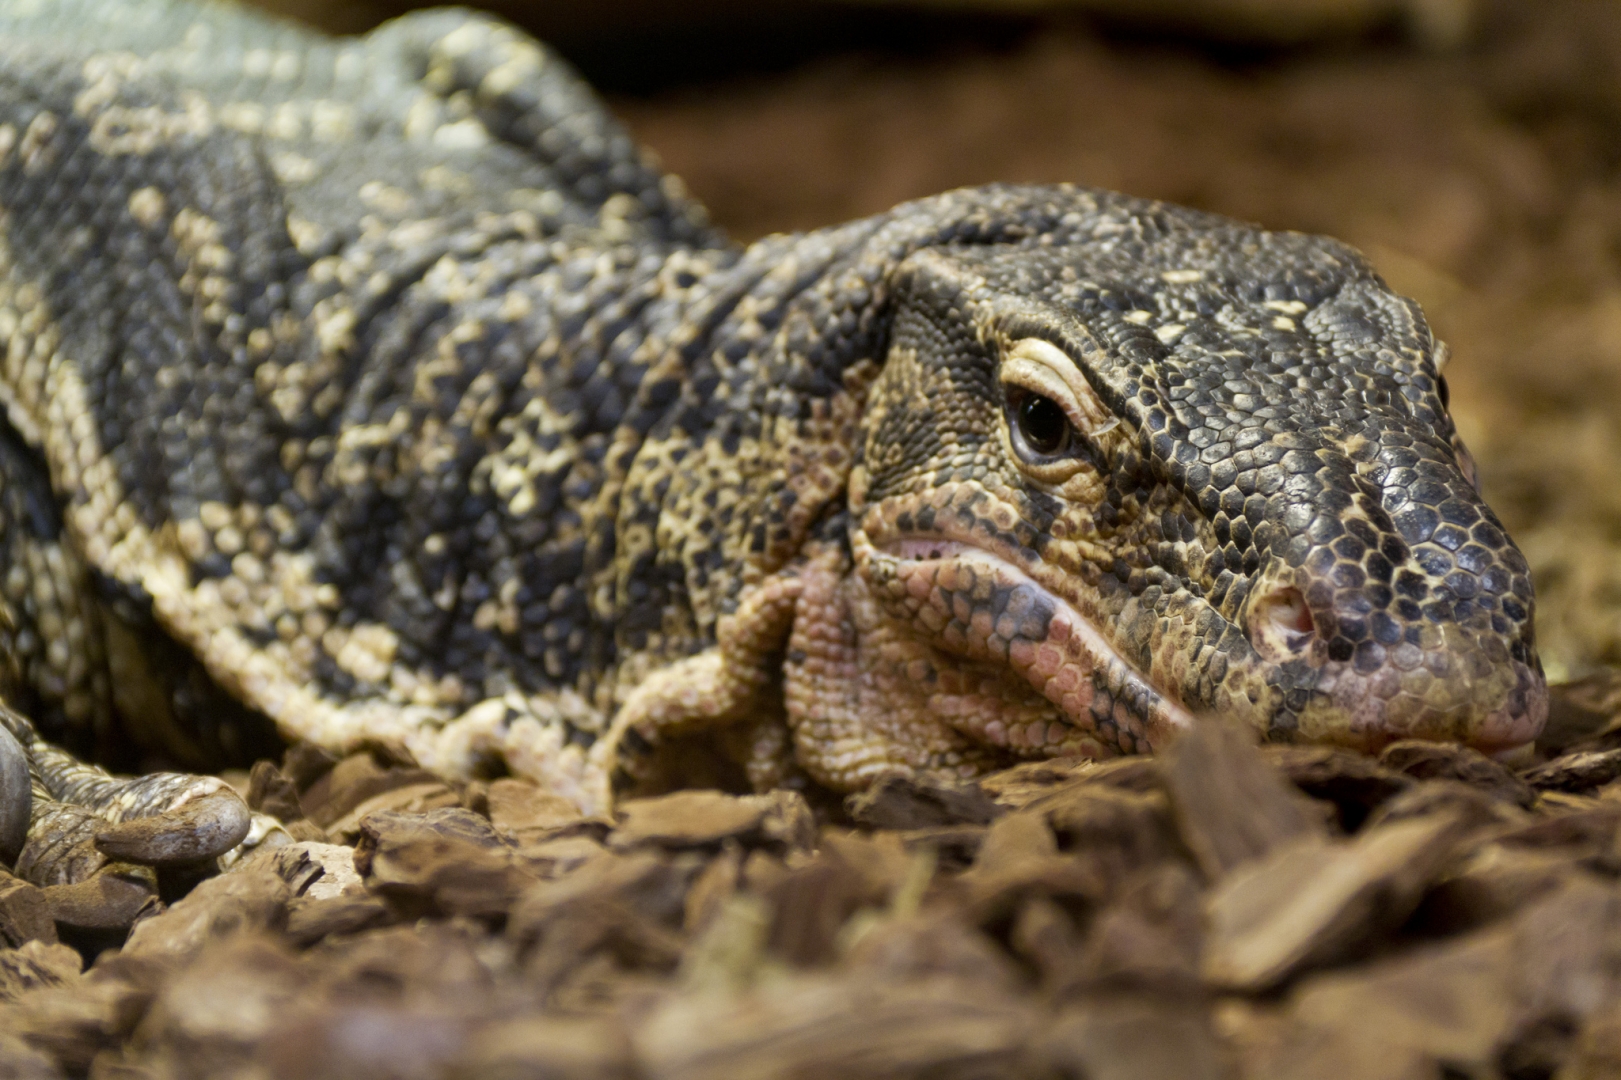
[845,212,1546,763]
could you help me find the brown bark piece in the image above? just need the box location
[1260,744,1414,828]
[121,869,290,961]
[1163,718,1328,880]
[845,913,1023,991]
[298,752,443,829]
[0,941,80,1004]
[962,811,1112,921]
[517,834,608,879]
[323,781,464,842]
[0,871,56,947]
[1029,784,1181,876]
[1522,747,1621,793]
[131,936,303,1075]
[610,789,815,853]
[353,809,533,920]
[280,741,339,793]
[975,758,1096,809]
[684,844,743,935]
[1378,740,1536,807]
[1363,778,1530,832]
[1564,1001,1621,1080]
[485,777,590,844]
[843,774,1000,829]
[0,979,148,1075]
[890,825,985,868]
[284,894,394,947]
[1281,928,1517,1075]
[245,759,303,823]
[1495,804,1621,851]
[1041,997,1228,1080]
[763,855,871,966]
[508,852,694,994]
[457,1015,636,1080]
[42,866,159,932]
[259,1001,477,1080]
[0,1031,56,1077]
[633,976,1040,1080]
[1203,811,1473,991]
[1540,669,1621,755]
[353,807,505,859]
[1071,863,1205,994]
[243,840,363,900]
[1412,843,1583,934]
[1509,878,1621,1033]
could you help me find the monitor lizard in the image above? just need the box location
[0,0,1547,906]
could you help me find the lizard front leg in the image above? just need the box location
[591,563,807,806]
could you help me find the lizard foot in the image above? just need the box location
[0,705,253,929]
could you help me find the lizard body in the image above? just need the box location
[0,0,1545,883]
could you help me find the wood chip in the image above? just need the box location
[298,752,444,829]
[458,1015,636,1080]
[1203,811,1473,991]
[1379,740,1536,807]
[0,941,80,1004]
[1522,748,1621,792]
[1540,670,1621,755]
[121,870,290,961]
[633,976,1039,1080]
[610,790,815,853]
[844,774,1000,829]
[245,759,303,823]
[353,809,534,920]
[0,871,56,947]
[1041,997,1227,1080]
[1261,744,1414,829]
[1163,719,1328,880]
[484,777,592,844]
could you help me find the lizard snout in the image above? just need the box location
[1240,505,1548,757]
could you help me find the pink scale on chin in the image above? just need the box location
[1032,643,1064,679]
[1061,688,1092,715]
[1049,666,1082,695]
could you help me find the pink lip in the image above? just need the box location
[872,534,1197,750]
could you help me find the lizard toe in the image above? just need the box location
[41,865,161,930]
[93,788,252,866]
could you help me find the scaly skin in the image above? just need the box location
[0,0,1545,900]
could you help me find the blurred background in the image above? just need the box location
[251,0,1621,685]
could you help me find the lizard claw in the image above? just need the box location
[41,865,160,930]
[93,788,252,866]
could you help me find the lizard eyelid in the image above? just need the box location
[998,338,1121,440]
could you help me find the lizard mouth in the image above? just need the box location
[863,533,1197,755]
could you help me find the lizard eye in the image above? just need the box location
[1010,389,1073,458]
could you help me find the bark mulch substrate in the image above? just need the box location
[3,676,1621,1077]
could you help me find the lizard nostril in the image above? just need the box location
[1249,585,1316,661]
[1266,587,1315,636]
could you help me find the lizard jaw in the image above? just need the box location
[864,533,1545,763]
[861,534,1198,756]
